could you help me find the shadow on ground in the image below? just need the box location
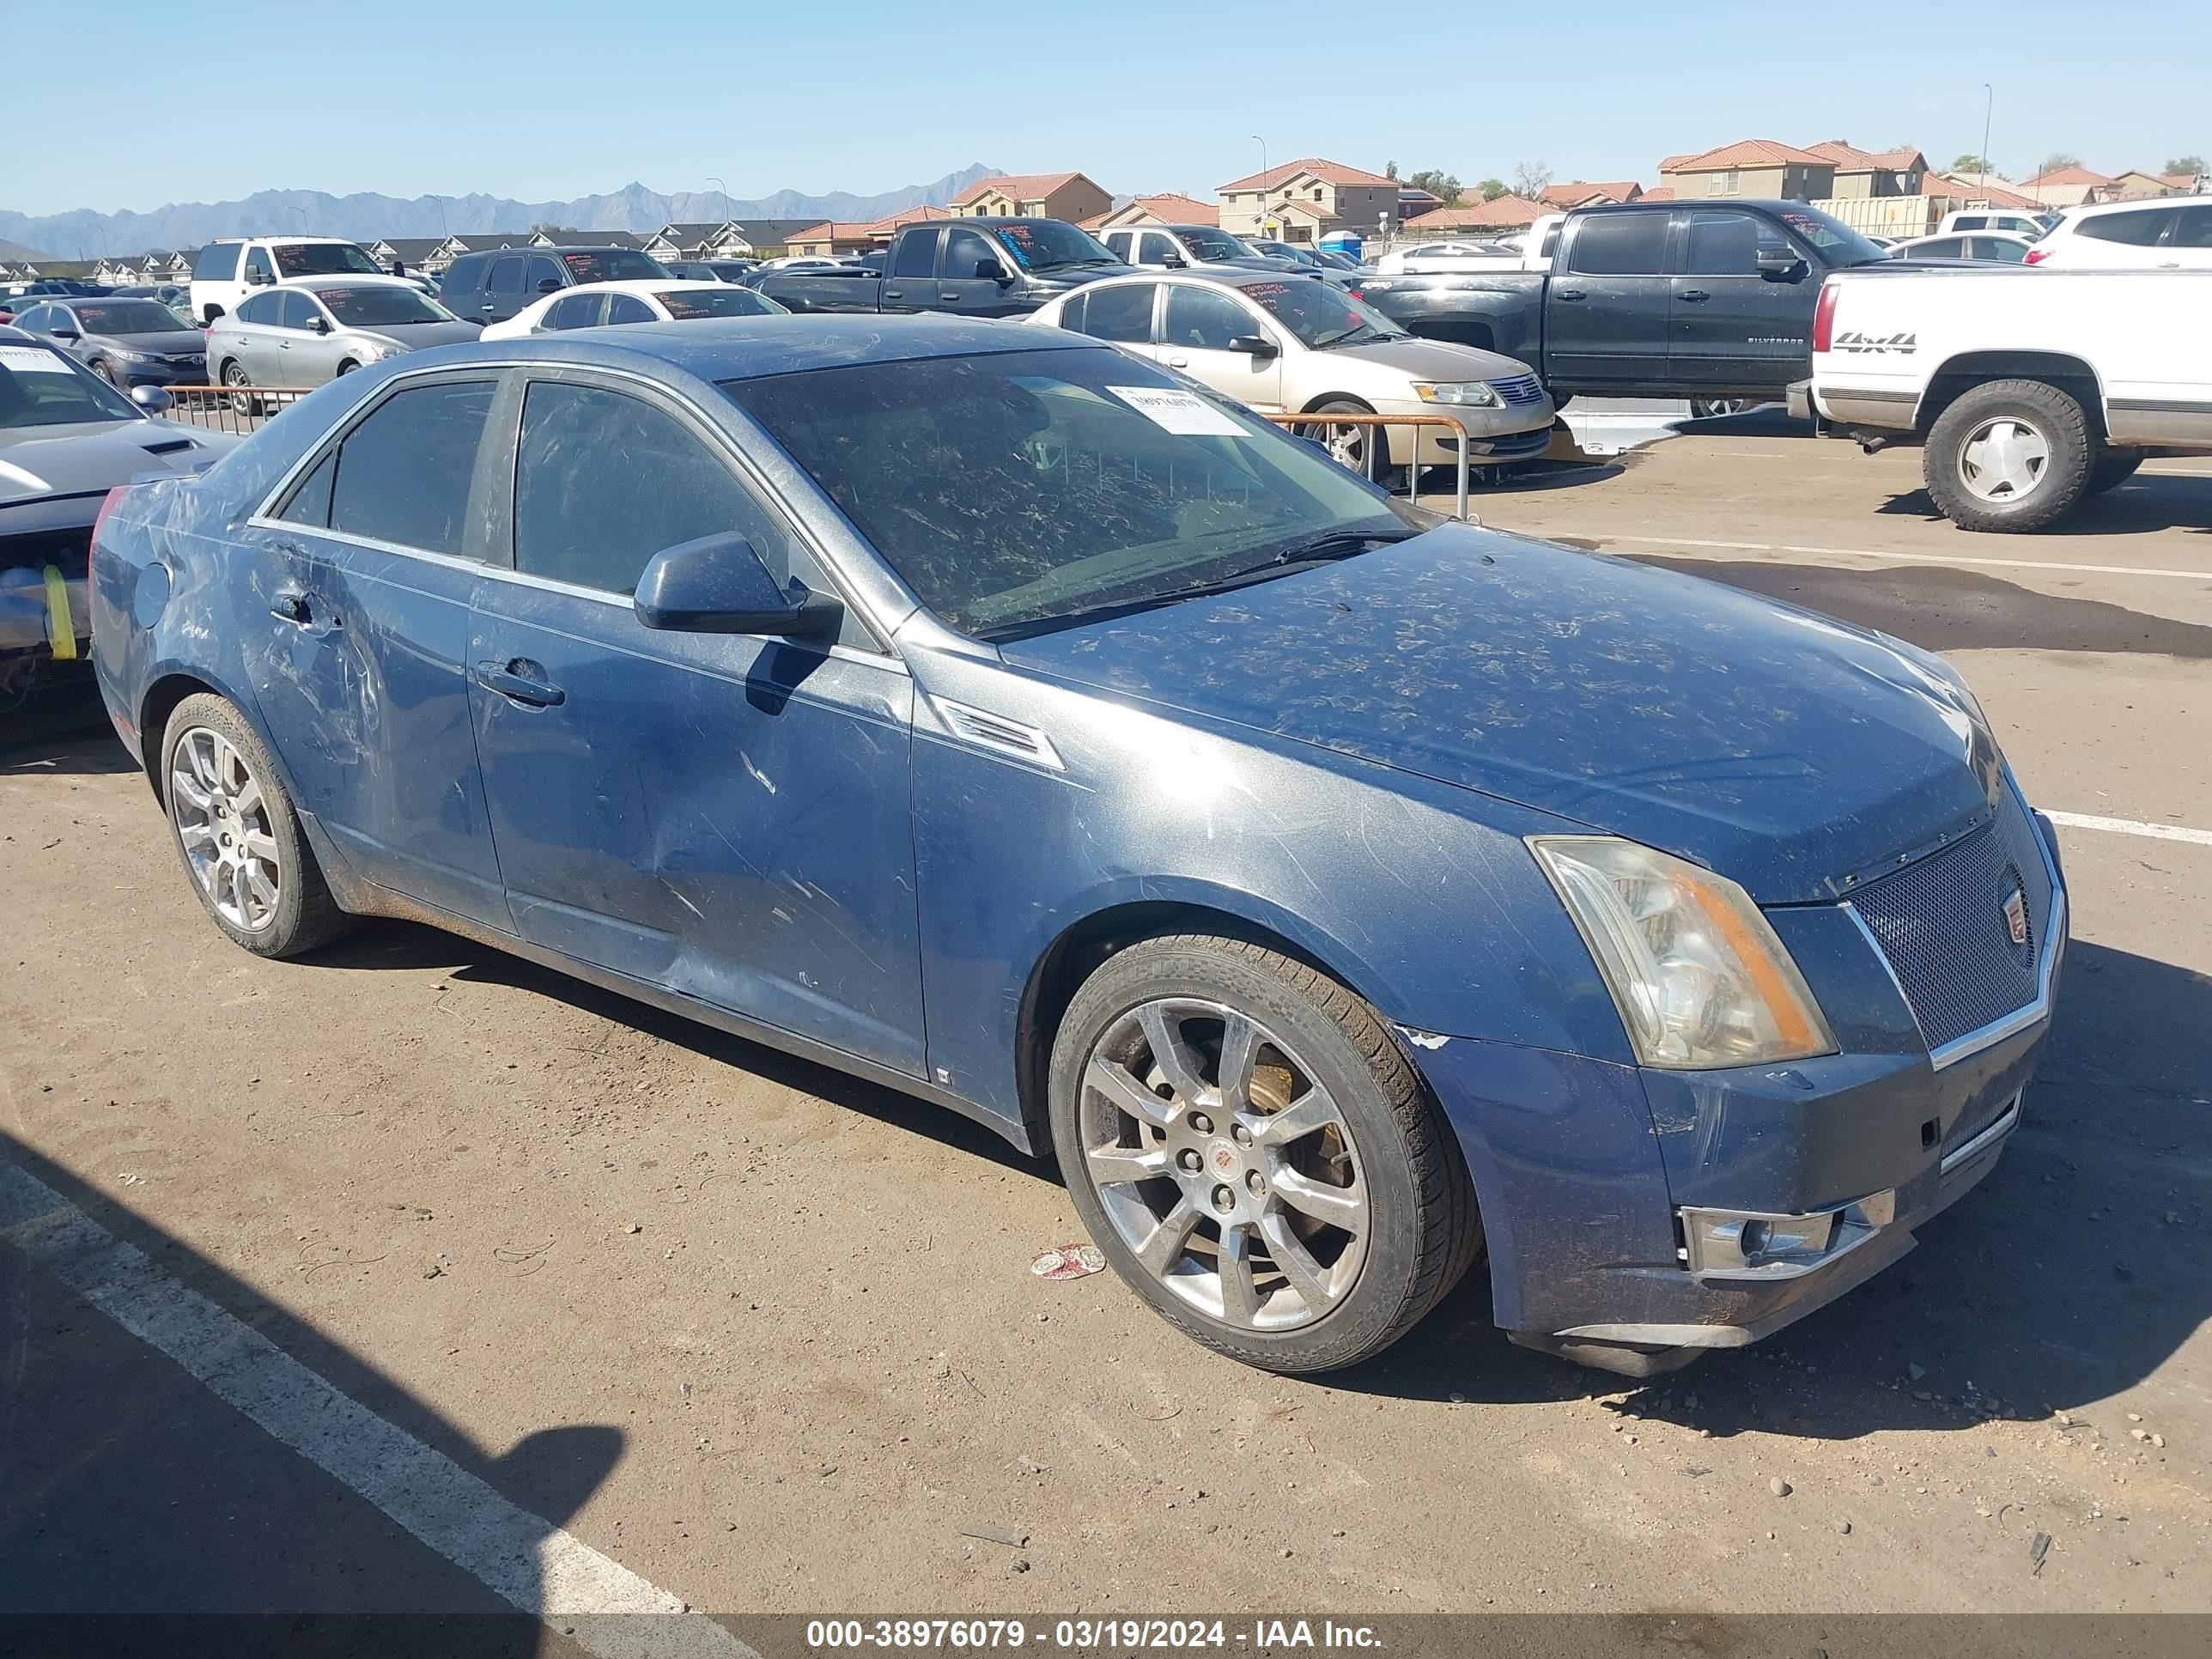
[1877,470,2211,536]
[0,1131,633,1651]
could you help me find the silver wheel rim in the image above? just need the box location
[170,726,282,931]
[1079,998,1370,1333]
[1960,416,2051,503]
[224,363,252,415]
[1318,420,1364,469]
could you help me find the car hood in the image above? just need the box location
[349,320,483,352]
[1322,333,1536,384]
[0,420,234,502]
[995,525,2001,904]
[99,331,207,356]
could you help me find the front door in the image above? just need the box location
[466,370,927,1075]
[936,227,1018,318]
[881,228,940,314]
[1669,209,1814,394]
[240,373,512,927]
[1544,209,1673,392]
[275,289,336,385]
[484,254,526,321]
[1155,283,1285,410]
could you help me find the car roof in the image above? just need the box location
[435,313,1096,382]
[210,234,363,246]
[551,279,727,296]
[1067,270,1285,294]
[2058,198,2183,221]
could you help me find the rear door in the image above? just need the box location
[240,372,511,927]
[1157,283,1284,410]
[881,228,940,313]
[1066,281,1159,361]
[484,254,527,321]
[228,291,285,380]
[2159,204,2212,270]
[1545,210,1672,390]
[2063,206,2177,268]
[465,369,927,1073]
[1669,208,1814,393]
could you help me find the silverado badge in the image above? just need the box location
[2003,887,2029,948]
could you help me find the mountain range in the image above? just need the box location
[0,166,1004,261]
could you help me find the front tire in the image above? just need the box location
[1689,397,1753,419]
[221,361,259,417]
[90,359,119,386]
[1923,379,2093,532]
[1297,397,1387,483]
[1049,934,1480,1373]
[160,693,353,958]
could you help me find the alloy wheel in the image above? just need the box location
[1960,416,2051,503]
[1078,998,1370,1332]
[170,726,282,931]
[223,362,253,416]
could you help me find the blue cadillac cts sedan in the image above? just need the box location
[89,318,2064,1376]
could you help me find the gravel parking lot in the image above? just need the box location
[3,418,2207,1627]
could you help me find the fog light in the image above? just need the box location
[1680,1190,1894,1280]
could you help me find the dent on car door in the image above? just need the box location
[240,374,513,928]
[465,372,927,1074]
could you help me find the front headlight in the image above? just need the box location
[1413,380,1499,406]
[111,346,160,364]
[1530,836,1836,1069]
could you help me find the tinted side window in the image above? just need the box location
[1567,213,1669,276]
[1163,285,1255,350]
[2077,209,2171,246]
[327,380,495,556]
[526,255,565,293]
[511,381,792,595]
[1135,233,1179,268]
[2172,206,2212,249]
[194,245,240,280]
[1078,283,1157,343]
[1977,237,2028,263]
[1103,231,1132,260]
[943,228,996,277]
[277,290,319,329]
[276,450,337,528]
[489,256,526,295]
[1917,238,1965,258]
[1678,211,1786,276]
[1952,216,1986,231]
[235,292,282,325]
[444,255,486,291]
[893,230,940,279]
[544,293,599,330]
[1055,293,1087,333]
[606,294,654,325]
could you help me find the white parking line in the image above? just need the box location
[0,1159,755,1659]
[1537,529,2212,583]
[2045,810,2212,848]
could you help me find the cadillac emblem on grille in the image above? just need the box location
[2002,887,2029,948]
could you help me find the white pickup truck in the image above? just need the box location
[1796,265,2212,530]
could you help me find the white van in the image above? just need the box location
[189,237,414,324]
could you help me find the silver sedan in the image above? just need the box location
[207,281,480,402]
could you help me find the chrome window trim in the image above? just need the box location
[245,356,902,659]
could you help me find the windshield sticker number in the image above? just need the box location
[1109,385,1247,437]
[0,346,71,374]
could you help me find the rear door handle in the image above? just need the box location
[474,659,565,708]
[884,289,902,299]
[939,292,960,301]
[1679,289,1711,302]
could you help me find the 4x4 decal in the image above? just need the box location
[1833,329,1918,356]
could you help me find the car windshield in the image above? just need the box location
[1239,281,1403,349]
[1771,206,1891,266]
[723,346,1414,639]
[988,220,1121,274]
[271,242,383,277]
[70,301,196,335]
[0,343,141,429]
[314,285,453,326]
[652,287,788,319]
[562,250,669,283]
[1310,249,1361,270]
[1176,228,1263,262]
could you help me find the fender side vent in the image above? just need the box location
[931,697,1063,770]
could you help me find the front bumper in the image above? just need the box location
[1376,405,1557,466]
[102,356,206,388]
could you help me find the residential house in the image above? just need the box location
[1640,185,1675,203]
[1395,187,1444,222]
[950,173,1113,223]
[2106,170,2182,199]
[640,219,819,260]
[2016,164,2114,206]
[1929,173,2047,211]
[1807,142,1928,198]
[527,228,647,250]
[1658,140,1836,202]
[1216,158,1401,243]
[1097,194,1218,232]
[783,204,954,258]
[1397,196,1552,240]
[368,237,447,273]
[1537,180,1644,210]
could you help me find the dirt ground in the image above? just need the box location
[3,418,2209,1623]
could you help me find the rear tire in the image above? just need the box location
[2084,448,2143,497]
[158,693,354,959]
[1048,933,1480,1374]
[221,360,259,417]
[1923,378,2093,532]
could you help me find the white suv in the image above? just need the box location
[1935,209,2053,238]
[188,237,411,323]
[2025,198,2212,270]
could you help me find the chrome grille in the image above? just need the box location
[1850,788,2054,1053]
[1489,374,1546,406]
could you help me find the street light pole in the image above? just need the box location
[1251,135,1268,234]
[1990,84,2008,190]
[708,176,730,248]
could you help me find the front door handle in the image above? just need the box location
[1555,289,1587,301]
[270,592,311,624]
[883,289,902,300]
[1678,289,1711,302]
[474,659,565,708]
[939,292,960,302]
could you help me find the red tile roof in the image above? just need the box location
[1808,141,1928,173]
[2162,172,2202,189]
[2019,163,2114,188]
[790,204,952,244]
[951,172,1086,207]
[1538,180,1642,208]
[1929,173,2044,210]
[1217,156,1398,192]
[1124,192,1218,225]
[1640,185,1674,202]
[1662,139,1832,173]
[1407,196,1551,230]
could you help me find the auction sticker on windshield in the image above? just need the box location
[0,347,70,374]
[1109,385,1246,436]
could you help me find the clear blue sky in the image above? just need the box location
[8,0,2206,216]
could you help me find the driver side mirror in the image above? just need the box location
[131,385,174,412]
[1228,333,1279,359]
[975,258,1011,283]
[1757,250,1806,278]
[310,314,331,334]
[52,327,80,342]
[246,269,270,286]
[536,276,562,295]
[634,532,842,641]
[1160,254,1187,269]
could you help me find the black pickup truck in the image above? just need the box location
[1352,200,1893,406]
[748,217,1134,319]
